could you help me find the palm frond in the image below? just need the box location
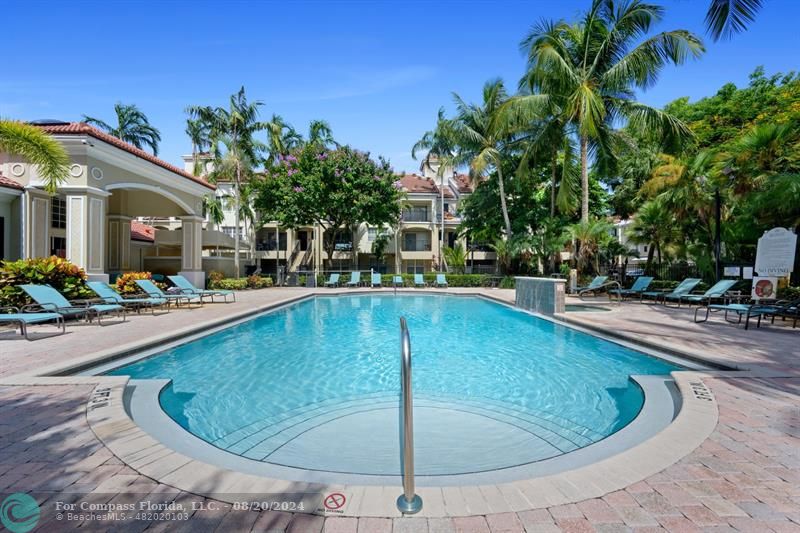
[705,0,763,41]
[0,120,70,194]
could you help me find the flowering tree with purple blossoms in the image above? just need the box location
[255,144,404,268]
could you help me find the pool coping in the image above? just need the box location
[0,289,731,517]
[74,369,718,518]
[120,374,678,487]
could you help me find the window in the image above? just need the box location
[51,197,66,229]
[50,236,66,258]
[221,226,245,240]
[368,227,389,242]
[402,206,428,222]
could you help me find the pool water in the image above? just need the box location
[109,294,678,476]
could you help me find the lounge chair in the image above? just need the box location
[694,298,800,330]
[392,275,404,288]
[640,278,701,304]
[19,284,125,324]
[324,273,340,287]
[134,279,201,308]
[575,276,608,296]
[87,281,169,314]
[168,275,236,303]
[435,274,448,288]
[609,276,653,300]
[0,306,65,340]
[346,272,361,287]
[371,273,382,287]
[672,279,738,307]
[414,274,426,288]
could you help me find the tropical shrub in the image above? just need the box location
[247,275,273,289]
[778,285,800,300]
[0,256,93,308]
[116,271,158,294]
[208,271,225,284]
[209,278,248,290]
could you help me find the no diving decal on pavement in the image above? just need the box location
[317,492,350,515]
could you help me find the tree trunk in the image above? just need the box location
[580,135,589,222]
[496,165,513,238]
[234,176,241,279]
[550,150,558,218]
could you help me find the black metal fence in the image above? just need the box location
[603,262,707,286]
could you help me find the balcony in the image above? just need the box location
[401,210,430,223]
[401,242,431,252]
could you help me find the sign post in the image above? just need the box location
[752,228,797,301]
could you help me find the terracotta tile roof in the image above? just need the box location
[398,173,459,198]
[130,221,155,242]
[34,122,215,190]
[0,172,23,190]
[454,174,473,193]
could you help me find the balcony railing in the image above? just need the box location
[401,212,430,222]
[402,243,432,252]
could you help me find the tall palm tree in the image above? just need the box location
[0,120,70,194]
[517,0,704,221]
[185,118,211,176]
[705,0,763,41]
[83,103,161,155]
[567,218,612,275]
[187,87,267,278]
[452,80,516,237]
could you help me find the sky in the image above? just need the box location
[3,0,799,174]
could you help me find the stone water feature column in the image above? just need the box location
[515,277,566,315]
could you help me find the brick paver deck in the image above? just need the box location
[1,288,798,531]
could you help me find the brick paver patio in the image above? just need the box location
[0,288,798,531]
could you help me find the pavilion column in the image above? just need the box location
[24,188,50,259]
[179,214,204,287]
[106,215,133,273]
[65,188,109,282]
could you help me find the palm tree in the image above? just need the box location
[187,87,267,278]
[452,80,515,237]
[0,120,70,194]
[185,118,211,176]
[705,0,763,41]
[202,195,225,229]
[308,120,336,148]
[83,103,161,155]
[567,218,612,275]
[517,0,704,221]
[443,242,467,274]
[264,114,303,165]
[627,199,677,269]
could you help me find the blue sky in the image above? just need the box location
[3,0,799,173]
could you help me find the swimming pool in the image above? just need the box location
[109,294,679,478]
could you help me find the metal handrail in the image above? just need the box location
[396,317,422,514]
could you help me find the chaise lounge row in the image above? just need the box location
[324,272,449,288]
[1,275,236,340]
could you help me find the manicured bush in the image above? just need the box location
[247,275,273,289]
[210,278,248,290]
[0,256,94,308]
[208,270,225,285]
[116,271,162,294]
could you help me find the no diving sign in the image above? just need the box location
[316,491,350,515]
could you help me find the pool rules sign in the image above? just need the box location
[754,227,798,277]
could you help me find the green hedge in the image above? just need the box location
[778,285,800,300]
[209,275,273,291]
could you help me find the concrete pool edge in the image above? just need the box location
[75,370,718,518]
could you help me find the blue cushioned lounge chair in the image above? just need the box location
[324,273,340,287]
[168,275,235,303]
[414,274,426,288]
[20,284,125,324]
[671,279,738,307]
[694,298,799,330]
[371,273,382,287]
[575,276,608,296]
[134,279,201,308]
[609,276,653,300]
[0,307,65,339]
[435,274,448,287]
[346,272,361,287]
[392,275,404,287]
[87,281,169,314]
[640,278,701,304]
